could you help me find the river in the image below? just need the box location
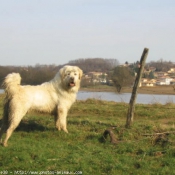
[0,89,175,104]
[77,91,175,104]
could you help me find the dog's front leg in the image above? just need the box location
[55,107,68,133]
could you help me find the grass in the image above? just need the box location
[0,94,175,174]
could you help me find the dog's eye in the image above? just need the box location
[74,73,77,76]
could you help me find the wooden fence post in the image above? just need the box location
[125,48,149,128]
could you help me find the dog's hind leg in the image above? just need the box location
[0,124,8,144]
[0,119,7,143]
[3,120,21,147]
[3,127,15,147]
[2,114,25,147]
[0,106,10,145]
[0,127,5,144]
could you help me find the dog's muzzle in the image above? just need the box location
[69,77,75,87]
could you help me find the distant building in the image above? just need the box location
[154,72,168,78]
[85,72,108,84]
[168,68,175,73]
[170,79,175,85]
[88,72,107,78]
[141,78,156,86]
[156,77,173,85]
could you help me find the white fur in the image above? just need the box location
[0,65,83,147]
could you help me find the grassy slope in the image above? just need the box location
[0,94,175,174]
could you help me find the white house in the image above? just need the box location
[168,68,175,73]
[156,77,173,85]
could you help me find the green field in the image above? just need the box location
[0,94,175,175]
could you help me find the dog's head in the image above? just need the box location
[59,65,83,92]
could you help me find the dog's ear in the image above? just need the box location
[78,68,83,79]
[59,66,66,80]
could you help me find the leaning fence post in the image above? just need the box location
[125,48,149,128]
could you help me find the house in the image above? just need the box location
[168,68,175,73]
[156,76,173,85]
[85,72,108,84]
[141,79,156,86]
[170,79,175,85]
[83,75,91,83]
[88,72,102,78]
[154,72,168,78]
[141,78,148,83]
[88,72,107,78]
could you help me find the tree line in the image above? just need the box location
[69,58,119,73]
[0,58,174,91]
[0,58,119,86]
[0,64,63,86]
[146,59,173,72]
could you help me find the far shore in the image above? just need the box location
[80,85,175,95]
[0,85,175,95]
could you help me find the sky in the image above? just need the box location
[0,0,175,66]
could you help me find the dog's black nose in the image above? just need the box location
[70,77,74,81]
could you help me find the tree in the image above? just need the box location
[111,66,135,93]
[149,71,154,79]
[146,60,173,72]
[125,61,129,65]
[69,58,119,73]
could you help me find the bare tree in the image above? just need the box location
[146,60,174,72]
[69,58,119,73]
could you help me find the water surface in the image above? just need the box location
[77,91,175,104]
[0,89,174,104]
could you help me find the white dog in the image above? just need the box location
[0,65,83,147]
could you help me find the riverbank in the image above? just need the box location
[80,85,175,95]
[0,85,175,95]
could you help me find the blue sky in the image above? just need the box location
[0,0,175,66]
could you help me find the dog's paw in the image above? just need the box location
[2,142,8,147]
[63,128,68,133]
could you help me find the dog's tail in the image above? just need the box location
[2,73,21,98]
